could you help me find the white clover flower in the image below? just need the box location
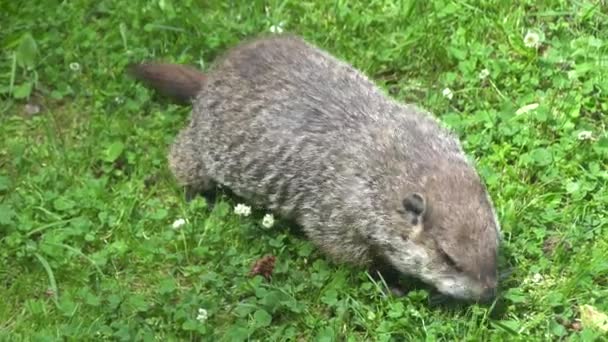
[234,203,252,217]
[69,62,81,71]
[577,130,594,141]
[172,218,187,230]
[269,22,284,34]
[24,103,40,116]
[442,88,453,100]
[523,30,541,49]
[515,103,539,115]
[262,213,275,228]
[196,308,208,322]
[479,69,490,79]
[531,273,543,284]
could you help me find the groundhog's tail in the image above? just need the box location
[127,63,206,105]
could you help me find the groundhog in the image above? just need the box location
[128,34,501,303]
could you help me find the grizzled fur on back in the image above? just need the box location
[130,34,501,302]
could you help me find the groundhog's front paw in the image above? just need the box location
[368,262,408,297]
[185,185,217,210]
[184,185,200,202]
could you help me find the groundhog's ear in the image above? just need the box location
[402,192,426,218]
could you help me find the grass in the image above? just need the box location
[1,0,608,340]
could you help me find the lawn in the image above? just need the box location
[1,0,608,340]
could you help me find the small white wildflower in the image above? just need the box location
[114,96,124,104]
[479,69,490,79]
[577,130,594,141]
[234,203,252,217]
[262,213,275,228]
[269,22,284,34]
[69,62,81,71]
[523,30,541,49]
[196,308,208,322]
[580,304,608,333]
[515,103,539,115]
[531,273,543,284]
[24,103,41,116]
[172,218,187,230]
[442,88,453,100]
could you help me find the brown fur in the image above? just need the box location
[127,63,206,104]
[128,34,501,302]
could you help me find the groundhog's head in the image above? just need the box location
[379,166,501,303]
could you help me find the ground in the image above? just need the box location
[1,0,608,340]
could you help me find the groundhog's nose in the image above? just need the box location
[476,263,498,303]
[478,279,498,303]
[479,286,497,303]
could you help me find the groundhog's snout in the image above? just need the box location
[474,253,499,303]
[479,284,497,303]
[477,276,498,303]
